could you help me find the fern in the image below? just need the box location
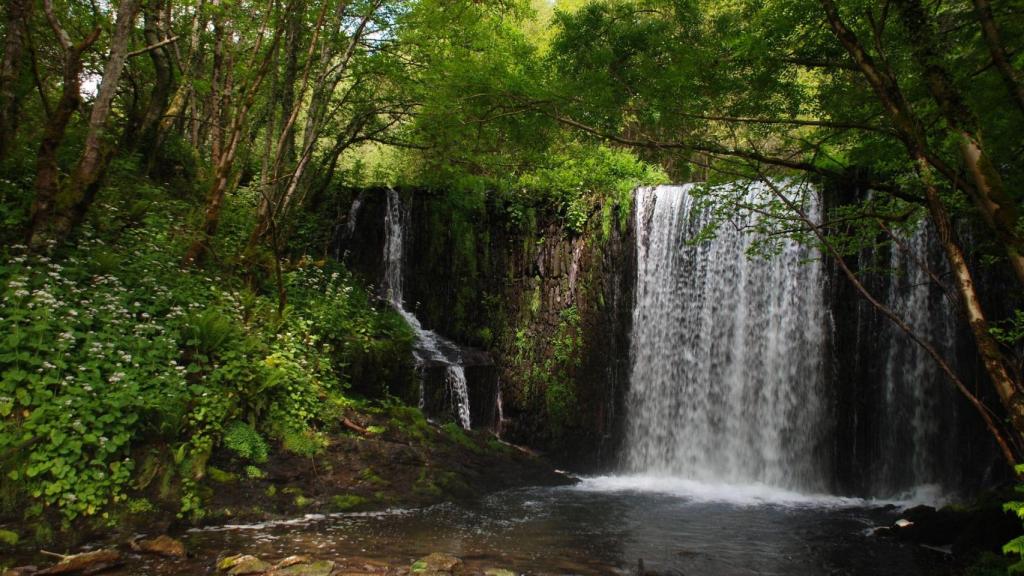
[222,421,269,463]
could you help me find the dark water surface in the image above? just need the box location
[61,476,960,575]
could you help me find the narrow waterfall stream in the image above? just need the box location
[860,220,964,497]
[626,184,828,491]
[383,189,472,429]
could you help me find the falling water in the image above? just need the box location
[625,184,827,491]
[445,366,472,429]
[383,189,473,429]
[869,221,960,495]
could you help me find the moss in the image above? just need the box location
[330,493,369,511]
[293,494,313,508]
[0,529,18,546]
[413,468,442,498]
[358,467,388,487]
[386,405,433,443]
[442,422,481,453]
[486,437,513,454]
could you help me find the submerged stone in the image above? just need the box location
[130,535,187,558]
[410,553,461,574]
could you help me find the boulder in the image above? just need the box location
[410,553,462,575]
[129,535,186,558]
[219,555,272,575]
[269,560,335,576]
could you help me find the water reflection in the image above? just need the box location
[111,478,951,575]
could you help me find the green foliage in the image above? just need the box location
[991,310,1024,347]
[280,427,328,458]
[0,172,421,526]
[513,143,667,234]
[1003,465,1024,573]
[222,422,269,463]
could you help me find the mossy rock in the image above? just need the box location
[0,529,18,546]
[207,466,238,484]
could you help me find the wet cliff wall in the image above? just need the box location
[338,187,634,469]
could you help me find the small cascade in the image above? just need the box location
[333,191,366,260]
[625,183,828,491]
[444,366,472,429]
[382,188,473,429]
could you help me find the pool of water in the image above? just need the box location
[84,476,960,575]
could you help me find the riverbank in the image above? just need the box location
[0,404,571,573]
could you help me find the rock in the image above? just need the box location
[410,553,461,574]
[2,567,38,576]
[36,549,121,575]
[273,557,311,570]
[894,519,914,528]
[129,535,187,558]
[268,557,335,573]
[219,555,272,575]
[269,560,335,576]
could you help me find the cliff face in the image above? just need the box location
[339,187,634,469]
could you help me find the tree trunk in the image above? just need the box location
[894,0,1024,287]
[819,0,1024,449]
[209,1,225,163]
[28,0,102,249]
[41,0,142,244]
[138,0,175,167]
[184,24,282,265]
[0,0,33,161]
[971,0,1024,116]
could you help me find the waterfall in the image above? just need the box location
[625,183,827,491]
[383,189,472,429]
[867,221,961,496]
